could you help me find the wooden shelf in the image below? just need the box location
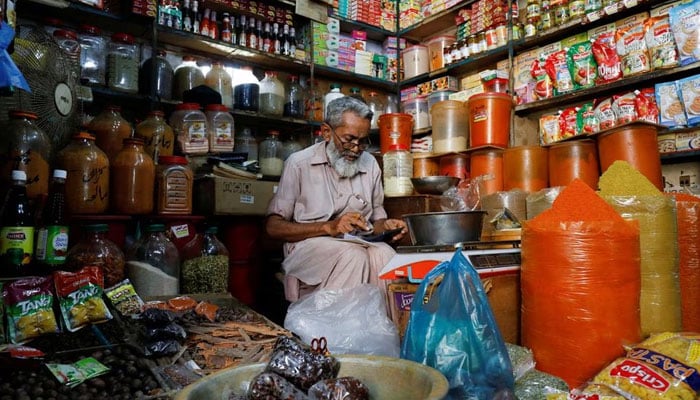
[332,15,395,42]
[660,150,700,164]
[313,65,396,91]
[398,2,470,42]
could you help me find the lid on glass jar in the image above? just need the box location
[8,109,38,120]
[43,17,64,27]
[111,32,135,44]
[79,24,101,34]
[268,130,280,136]
[176,102,201,111]
[148,110,165,117]
[288,74,298,82]
[158,155,189,165]
[205,226,219,234]
[73,131,96,141]
[330,83,342,89]
[53,29,78,41]
[182,55,197,62]
[205,104,228,112]
[388,143,409,151]
[145,223,166,232]
[122,137,145,145]
[156,49,167,57]
[82,223,109,232]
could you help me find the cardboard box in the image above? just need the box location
[194,176,278,215]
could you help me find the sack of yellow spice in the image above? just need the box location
[546,332,700,400]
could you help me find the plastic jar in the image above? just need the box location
[323,83,344,120]
[367,91,386,130]
[383,144,414,197]
[56,132,110,214]
[548,139,600,189]
[170,103,208,155]
[0,110,51,202]
[468,92,513,148]
[106,32,139,93]
[378,113,413,154]
[126,223,180,297]
[259,71,285,116]
[53,29,81,71]
[413,156,439,178]
[431,100,469,153]
[234,127,258,161]
[470,148,504,195]
[78,24,106,85]
[205,104,234,153]
[483,78,509,93]
[233,66,260,112]
[139,49,174,100]
[401,98,430,130]
[284,74,305,118]
[88,105,133,161]
[596,124,663,190]
[111,137,155,214]
[156,155,193,215]
[173,56,205,100]
[65,224,125,288]
[427,90,456,111]
[425,35,455,71]
[205,61,233,109]
[135,110,175,161]
[402,45,429,79]
[503,145,549,192]
[439,153,469,180]
[259,130,284,177]
[180,226,229,294]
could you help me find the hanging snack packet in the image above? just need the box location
[3,276,60,344]
[54,267,113,332]
[591,31,623,84]
[577,102,600,134]
[531,57,554,100]
[559,107,580,139]
[615,20,651,76]
[539,113,561,145]
[105,279,144,317]
[635,88,659,124]
[655,81,687,128]
[567,41,598,90]
[669,0,700,66]
[644,14,680,70]
[612,92,638,125]
[545,49,575,95]
[678,74,700,126]
[594,97,617,130]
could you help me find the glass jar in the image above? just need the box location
[280,133,302,161]
[170,103,208,155]
[205,103,234,153]
[233,66,259,112]
[88,105,133,161]
[367,91,386,130]
[156,155,193,215]
[111,137,155,215]
[135,110,174,161]
[56,132,110,214]
[126,223,180,297]
[349,87,365,103]
[283,74,305,118]
[65,223,125,288]
[205,61,233,109]
[180,226,229,294]
[139,49,174,100]
[258,71,285,116]
[259,130,283,177]
[173,56,205,100]
[0,110,51,202]
[385,94,399,114]
[383,144,413,197]
[553,0,570,26]
[305,79,324,122]
[234,127,258,161]
[107,32,139,93]
[78,24,106,85]
[541,0,554,30]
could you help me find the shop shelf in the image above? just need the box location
[398,2,472,42]
[660,150,700,164]
[332,15,395,42]
[313,64,396,91]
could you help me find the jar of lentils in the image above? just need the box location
[107,32,139,93]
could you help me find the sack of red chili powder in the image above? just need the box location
[521,179,641,389]
[672,193,700,332]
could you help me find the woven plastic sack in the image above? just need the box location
[401,250,515,399]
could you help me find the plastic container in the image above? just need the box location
[233,66,260,112]
[470,148,504,195]
[56,132,110,215]
[127,223,180,297]
[205,104,234,153]
[439,153,469,180]
[484,78,509,93]
[53,29,81,70]
[378,113,413,154]
[156,155,193,215]
[548,139,600,189]
[259,130,284,177]
[65,224,125,288]
[427,90,456,111]
[173,56,205,100]
[205,61,233,109]
[425,35,455,71]
[402,45,429,79]
[401,98,430,130]
[383,144,414,197]
[180,226,229,294]
[78,24,106,85]
[111,137,155,214]
[259,71,285,116]
[88,105,133,161]
[596,123,663,190]
[468,92,513,148]
[503,145,549,192]
[170,103,208,155]
[324,83,345,120]
[431,100,469,153]
[139,49,174,100]
[106,32,139,94]
[135,110,175,161]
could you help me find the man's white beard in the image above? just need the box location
[326,140,360,178]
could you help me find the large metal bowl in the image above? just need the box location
[404,210,486,245]
[174,354,448,400]
[410,176,460,195]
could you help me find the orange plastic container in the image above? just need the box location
[468,92,513,148]
[413,156,440,178]
[439,154,469,180]
[503,145,549,192]
[378,113,413,154]
[596,123,663,190]
[549,139,600,189]
[470,149,504,195]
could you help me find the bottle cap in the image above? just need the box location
[330,83,342,89]
[145,224,166,232]
[53,169,68,179]
[388,144,408,151]
[11,170,27,181]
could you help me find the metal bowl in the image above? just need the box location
[410,176,460,195]
[404,211,487,245]
[174,354,448,400]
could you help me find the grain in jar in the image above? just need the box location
[106,33,139,94]
[135,110,174,161]
[65,224,125,288]
[88,105,133,161]
[155,155,193,215]
[56,132,110,214]
[173,56,205,100]
[111,137,155,215]
[78,24,106,85]
[205,104,234,153]
[180,226,229,293]
[170,103,208,155]
[383,144,414,197]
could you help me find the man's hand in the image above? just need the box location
[326,212,372,237]
[373,218,408,243]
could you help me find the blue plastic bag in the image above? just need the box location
[0,22,30,92]
[401,249,515,400]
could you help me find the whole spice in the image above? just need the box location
[181,255,229,293]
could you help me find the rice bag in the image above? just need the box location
[2,276,60,344]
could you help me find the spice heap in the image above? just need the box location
[521,179,641,388]
[598,160,681,336]
[672,193,700,332]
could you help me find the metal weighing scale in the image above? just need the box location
[379,241,522,282]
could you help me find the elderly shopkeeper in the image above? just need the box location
[265,96,408,302]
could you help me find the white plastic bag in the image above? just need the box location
[283,284,400,357]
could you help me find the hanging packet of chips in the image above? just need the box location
[54,266,113,332]
[2,276,60,344]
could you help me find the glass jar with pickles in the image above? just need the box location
[56,132,110,214]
